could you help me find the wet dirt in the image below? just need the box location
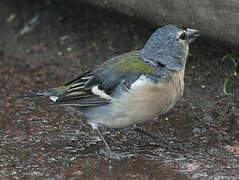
[0,1,239,179]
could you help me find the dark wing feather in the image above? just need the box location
[53,97,109,106]
[54,70,109,106]
[53,50,161,107]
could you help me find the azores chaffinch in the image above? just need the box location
[22,25,199,158]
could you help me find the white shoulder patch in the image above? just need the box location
[130,75,150,89]
[49,96,59,102]
[91,85,111,100]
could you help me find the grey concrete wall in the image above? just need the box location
[80,0,239,46]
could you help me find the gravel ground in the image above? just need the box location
[0,1,239,179]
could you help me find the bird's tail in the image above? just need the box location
[19,88,60,99]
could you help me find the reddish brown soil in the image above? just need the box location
[0,1,238,179]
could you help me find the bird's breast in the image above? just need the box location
[97,73,185,128]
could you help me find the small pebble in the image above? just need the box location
[192,128,201,134]
[66,47,72,52]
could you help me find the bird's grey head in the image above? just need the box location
[140,25,199,70]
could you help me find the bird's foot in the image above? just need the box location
[98,148,135,159]
[133,126,184,151]
[149,139,184,151]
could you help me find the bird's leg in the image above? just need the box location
[133,126,170,145]
[133,126,179,151]
[91,124,113,157]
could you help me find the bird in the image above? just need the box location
[21,25,199,158]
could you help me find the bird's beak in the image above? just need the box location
[186,28,200,44]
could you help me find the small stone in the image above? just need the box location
[192,128,201,134]
[66,47,72,52]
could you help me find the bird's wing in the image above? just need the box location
[53,50,162,107]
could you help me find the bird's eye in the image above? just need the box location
[179,32,186,40]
